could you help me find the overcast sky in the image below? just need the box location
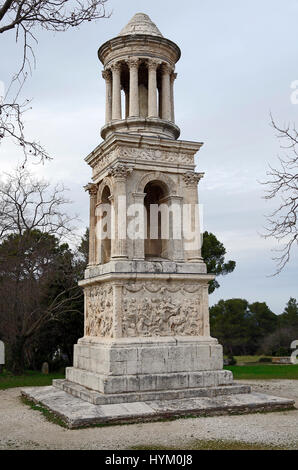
[1,0,298,314]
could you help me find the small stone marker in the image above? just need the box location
[0,341,4,374]
[272,357,292,364]
[41,362,49,375]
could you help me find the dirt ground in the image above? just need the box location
[0,380,297,450]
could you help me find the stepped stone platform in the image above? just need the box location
[21,385,295,429]
[52,378,251,405]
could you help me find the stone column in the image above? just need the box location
[182,171,205,262]
[161,63,172,121]
[111,63,122,120]
[128,59,139,117]
[170,72,177,123]
[148,60,158,118]
[84,183,98,266]
[125,89,129,118]
[168,195,184,261]
[157,194,184,261]
[102,69,112,123]
[132,192,146,260]
[109,164,131,260]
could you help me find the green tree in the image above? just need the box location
[0,230,83,373]
[210,299,253,355]
[202,232,236,293]
[280,298,298,329]
[248,302,278,351]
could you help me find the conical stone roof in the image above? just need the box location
[118,13,163,38]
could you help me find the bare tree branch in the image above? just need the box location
[261,115,298,274]
[0,167,78,242]
[0,0,110,163]
[0,167,83,373]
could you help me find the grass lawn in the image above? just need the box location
[225,364,298,380]
[234,355,272,364]
[0,369,65,390]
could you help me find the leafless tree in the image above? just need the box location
[0,0,110,163]
[0,168,82,373]
[262,116,298,274]
[0,167,77,240]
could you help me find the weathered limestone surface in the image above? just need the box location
[53,379,250,405]
[21,386,295,429]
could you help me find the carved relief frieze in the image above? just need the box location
[122,281,204,337]
[85,284,114,337]
[92,147,194,178]
[119,147,194,165]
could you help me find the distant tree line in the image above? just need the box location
[210,297,298,357]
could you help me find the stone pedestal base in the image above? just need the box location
[65,336,228,395]
[20,331,296,427]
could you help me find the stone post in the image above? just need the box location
[102,69,112,123]
[109,164,131,260]
[84,183,98,266]
[182,171,204,262]
[170,72,177,123]
[161,63,172,121]
[148,60,159,118]
[0,341,4,374]
[111,63,122,120]
[128,59,139,117]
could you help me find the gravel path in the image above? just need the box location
[0,380,297,450]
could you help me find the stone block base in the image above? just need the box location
[65,368,233,395]
[53,379,249,405]
[21,386,295,429]
[68,336,226,394]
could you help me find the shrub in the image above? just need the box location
[227,355,237,365]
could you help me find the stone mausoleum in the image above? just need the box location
[22,13,294,427]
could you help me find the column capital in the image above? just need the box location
[148,59,160,71]
[161,62,174,75]
[183,171,205,187]
[108,164,133,180]
[132,192,146,200]
[111,62,122,73]
[84,183,98,197]
[127,58,140,69]
[170,72,177,82]
[102,69,112,82]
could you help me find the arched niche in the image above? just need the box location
[144,180,169,259]
[136,171,176,195]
